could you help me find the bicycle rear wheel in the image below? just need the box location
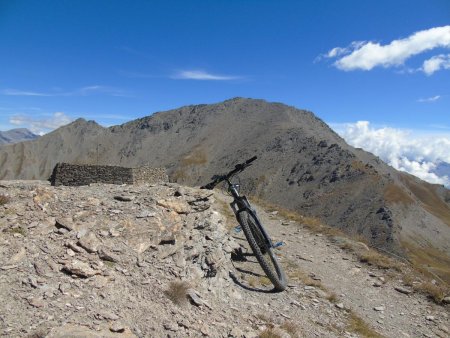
[238,210,287,291]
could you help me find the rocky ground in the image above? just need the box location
[0,181,448,337]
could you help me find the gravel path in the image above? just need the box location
[215,191,449,338]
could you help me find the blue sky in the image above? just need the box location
[1,0,450,184]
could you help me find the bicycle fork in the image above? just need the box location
[230,198,276,249]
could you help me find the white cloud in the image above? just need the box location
[324,41,367,59]
[333,121,450,186]
[323,25,450,73]
[417,95,441,103]
[422,54,450,75]
[1,89,53,96]
[172,70,241,80]
[77,85,131,97]
[9,112,73,135]
[1,85,131,97]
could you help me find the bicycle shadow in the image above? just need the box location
[228,270,276,294]
[229,248,278,294]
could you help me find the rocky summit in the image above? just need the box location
[0,181,449,337]
[0,98,449,282]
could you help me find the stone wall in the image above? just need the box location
[50,163,168,186]
[131,166,168,185]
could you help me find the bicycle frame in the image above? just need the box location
[225,179,274,248]
[201,156,287,291]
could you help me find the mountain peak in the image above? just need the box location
[69,118,101,127]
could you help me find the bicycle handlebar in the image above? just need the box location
[200,156,257,190]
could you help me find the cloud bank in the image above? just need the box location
[322,25,450,74]
[333,121,450,186]
[10,112,73,135]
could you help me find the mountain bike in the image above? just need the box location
[201,156,287,291]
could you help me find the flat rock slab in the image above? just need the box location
[62,259,101,278]
[157,199,190,214]
[394,286,413,295]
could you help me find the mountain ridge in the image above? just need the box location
[0,128,39,145]
[0,98,449,281]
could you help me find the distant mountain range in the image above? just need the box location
[0,98,449,282]
[0,128,38,145]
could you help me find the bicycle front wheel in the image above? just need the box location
[238,210,287,291]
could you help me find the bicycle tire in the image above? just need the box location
[238,210,287,291]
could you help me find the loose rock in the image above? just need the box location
[394,286,413,295]
[62,260,100,278]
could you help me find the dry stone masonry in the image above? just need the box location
[50,163,168,186]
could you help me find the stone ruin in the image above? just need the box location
[49,163,168,186]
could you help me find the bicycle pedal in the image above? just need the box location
[273,241,285,248]
[234,226,242,233]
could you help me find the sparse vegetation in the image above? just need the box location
[164,281,190,305]
[259,326,281,338]
[401,272,417,287]
[171,146,208,183]
[358,249,402,271]
[384,183,414,205]
[350,160,370,173]
[413,281,448,304]
[247,275,271,288]
[180,148,208,166]
[326,292,339,303]
[284,258,324,289]
[280,321,301,337]
[401,239,450,284]
[0,194,10,205]
[258,321,301,338]
[346,311,384,338]
[339,242,353,251]
[250,195,343,237]
[401,173,450,227]
[251,194,450,306]
[399,240,450,303]
[5,227,26,237]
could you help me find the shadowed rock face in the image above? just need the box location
[0,98,449,260]
[0,128,38,145]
